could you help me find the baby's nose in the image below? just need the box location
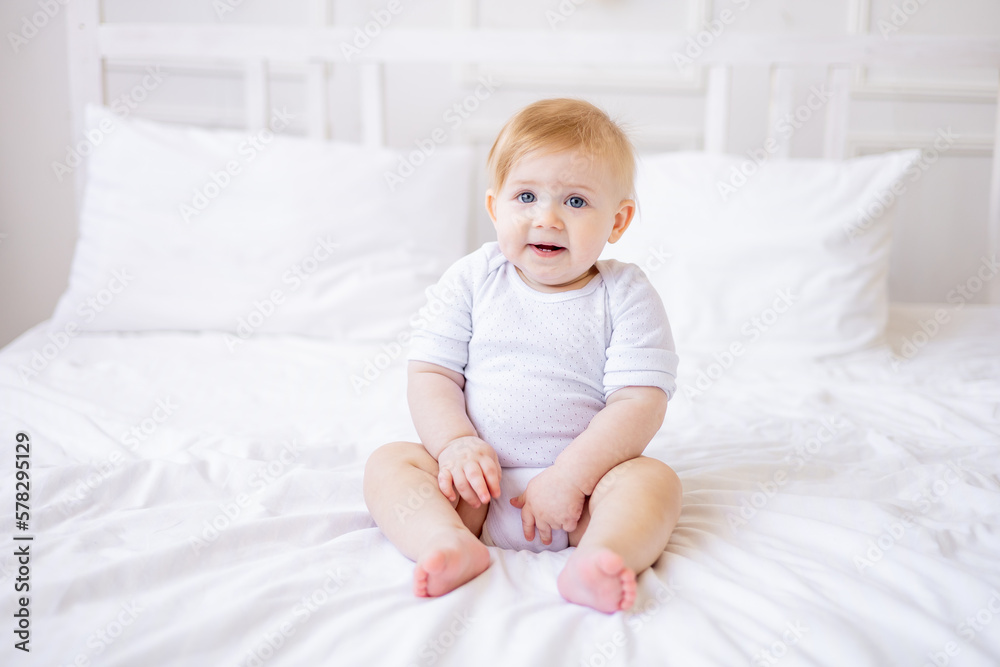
[534,204,564,228]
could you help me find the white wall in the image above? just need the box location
[0,0,78,349]
[1,0,998,348]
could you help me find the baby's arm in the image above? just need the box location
[408,360,501,507]
[512,386,667,543]
[555,385,667,494]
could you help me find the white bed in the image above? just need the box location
[3,6,1000,666]
[1,305,999,666]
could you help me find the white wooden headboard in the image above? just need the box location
[64,0,1000,304]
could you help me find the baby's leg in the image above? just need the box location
[363,441,490,597]
[561,456,682,613]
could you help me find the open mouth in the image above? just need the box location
[530,243,565,255]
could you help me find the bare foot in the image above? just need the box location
[413,530,491,597]
[557,548,637,613]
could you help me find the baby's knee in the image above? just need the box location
[595,457,681,502]
[636,456,678,482]
[645,458,683,502]
[364,441,434,477]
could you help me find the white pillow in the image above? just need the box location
[603,150,919,361]
[50,105,472,343]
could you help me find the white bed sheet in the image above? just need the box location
[1,304,998,666]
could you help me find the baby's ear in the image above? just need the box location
[485,190,498,225]
[608,199,636,243]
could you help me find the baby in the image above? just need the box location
[363,98,682,613]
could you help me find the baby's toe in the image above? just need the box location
[413,566,430,597]
[619,570,637,611]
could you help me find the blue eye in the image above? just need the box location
[517,192,536,203]
[567,196,587,208]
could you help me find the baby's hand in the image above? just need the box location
[436,436,501,508]
[510,466,586,545]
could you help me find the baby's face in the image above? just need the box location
[486,149,634,293]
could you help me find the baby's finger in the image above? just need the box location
[509,494,524,509]
[482,460,502,499]
[451,471,480,507]
[537,521,552,546]
[463,462,491,505]
[520,506,535,541]
[437,469,456,503]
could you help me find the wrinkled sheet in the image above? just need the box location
[0,304,998,666]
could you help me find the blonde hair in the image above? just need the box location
[486,98,636,200]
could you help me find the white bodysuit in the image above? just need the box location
[408,242,678,552]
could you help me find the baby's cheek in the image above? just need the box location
[510,207,537,225]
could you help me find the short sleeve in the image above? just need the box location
[602,261,679,401]
[407,248,485,375]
